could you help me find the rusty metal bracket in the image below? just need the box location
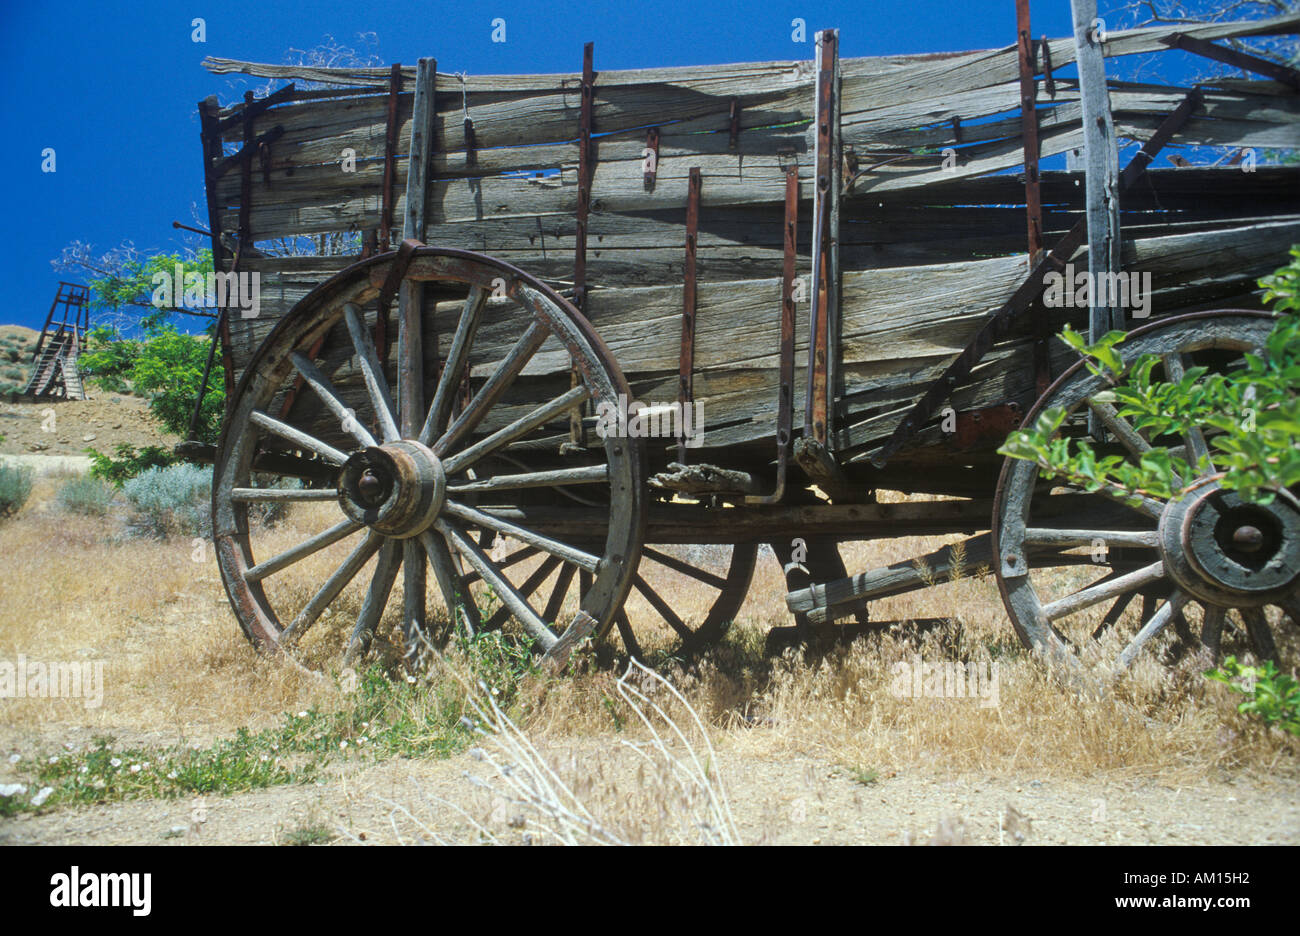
[870,90,1202,469]
[951,115,963,144]
[950,402,1024,450]
[569,41,597,449]
[1160,32,1300,91]
[212,126,284,178]
[747,164,799,505]
[380,63,403,251]
[214,82,296,134]
[644,127,660,191]
[805,29,837,448]
[677,167,702,464]
[729,98,741,150]
[1017,0,1052,400]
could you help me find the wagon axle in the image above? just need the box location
[338,442,446,539]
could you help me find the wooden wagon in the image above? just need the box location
[190,6,1300,671]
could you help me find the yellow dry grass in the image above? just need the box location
[0,476,1296,788]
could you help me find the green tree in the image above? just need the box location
[78,325,142,393]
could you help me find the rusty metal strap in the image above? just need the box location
[677,167,702,463]
[805,30,837,447]
[214,83,296,134]
[574,42,595,312]
[380,63,403,251]
[212,125,284,178]
[870,90,1202,468]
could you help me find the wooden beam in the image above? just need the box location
[1072,0,1124,338]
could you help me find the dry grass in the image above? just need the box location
[1,477,1296,794]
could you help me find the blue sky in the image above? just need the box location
[2,0,1146,332]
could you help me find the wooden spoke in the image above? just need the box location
[447,464,609,495]
[436,320,551,457]
[614,610,645,662]
[437,519,557,650]
[1087,401,1186,488]
[632,575,693,640]
[483,556,562,631]
[1161,353,1212,470]
[1023,528,1158,548]
[402,539,427,659]
[443,384,591,476]
[232,487,339,502]
[290,351,378,448]
[244,517,363,583]
[1279,597,1300,628]
[1117,590,1188,669]
[460,546,541,584]
[397,278,424,439]
[281,530,384,644]
[441,500,601,572]
[642,546,729,589]
[542,564,577,625]
[418,530,476,637]
[1040,560,1166,621]
[344,538,402,664]
[1201,604,1226,660]
[343,302,400,443]
[1241,606,1279,662]
[1091,589,1138,639]
[419,286,486,447]
[250,410,347,464]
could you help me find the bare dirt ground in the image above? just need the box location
[0,395,173,458]
[1,736,1297,846]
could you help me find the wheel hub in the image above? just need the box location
[1158,483,1300,607]
[338,440,446,538]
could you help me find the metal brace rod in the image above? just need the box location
[747,163,799,505]
[805,29,838,448]
[677,167,702,464]
[380,63,403,251]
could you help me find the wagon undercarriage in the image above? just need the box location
[194,6,1300,674]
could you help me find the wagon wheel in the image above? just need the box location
[212,246,645,668]
[993,311,1300,670]
[466,540,757,663]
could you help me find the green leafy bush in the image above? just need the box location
[0,463,34,517]
[87,443,177,486]
[1205,656,1300,735]
[1000,247,1300,508]
[56,476,116,517]
[122,463,212,537]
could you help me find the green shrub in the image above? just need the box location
[122,463,212,537]
[56,476,116,517]
[1205,656,1300,735]
[0,463,34,517]
[87,443,177,486]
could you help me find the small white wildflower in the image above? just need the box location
[405,675,416,684]
[491,687,500,696]
[167,771,178,779]
[259,754,269,762]
[0,783,27,797]
[129,764,141,774]
[48,756,59,765]
[339,740,348,750]
[109,758,122,768]
[361,722,369,729]
[297,711,308,718]
[7,754,19,765]
[79,766,88,774]
[30,787,53,807]
[357,736,368,745]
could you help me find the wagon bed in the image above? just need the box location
[194,7,1300,671]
